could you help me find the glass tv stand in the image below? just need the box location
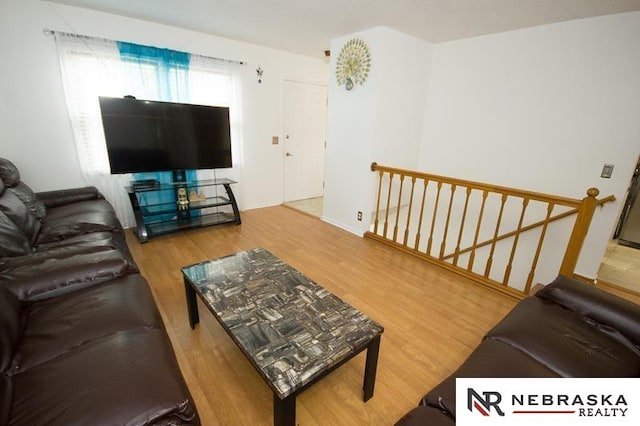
[126,178,241,243]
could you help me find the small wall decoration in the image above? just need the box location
[256,66,264,83]
[335,38,371,91]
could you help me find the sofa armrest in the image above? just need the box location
[536,275,640,346]
[36,187,104,208]
[395,405,454,426]
[0,250,131,301]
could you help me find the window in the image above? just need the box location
[54,32,243,227]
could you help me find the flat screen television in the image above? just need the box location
[99,96,232,174]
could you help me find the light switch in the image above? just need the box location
[601,164,614,178]
[272,136,279,145]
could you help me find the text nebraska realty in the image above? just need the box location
[512,392,628,417]
[470,388,630,417]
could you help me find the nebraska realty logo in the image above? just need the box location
[456,378,640,425]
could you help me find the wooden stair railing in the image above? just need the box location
[366,162,615,299]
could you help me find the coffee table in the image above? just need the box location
[181,248,384,426]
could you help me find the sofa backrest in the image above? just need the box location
[0,182,41,247]
[0,158,20,189]
[0,210,31,257]
[0,157,46,219]
[10,182,46,221]
[536,275,640,349]
[0,285,20,425]
[0,177,32,256]
[0,284,21,372]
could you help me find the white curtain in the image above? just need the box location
[54,33,244,228]
[55,33,135,227]
[189,55,244,207]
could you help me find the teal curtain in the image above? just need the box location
[117,42,197,218]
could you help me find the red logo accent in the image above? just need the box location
[474,401,490,416]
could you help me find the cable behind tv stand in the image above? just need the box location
[126,178,241,243]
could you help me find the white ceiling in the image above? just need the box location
[46,0,640,58]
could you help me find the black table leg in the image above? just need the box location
[363,334,381,401]
[184,279,199,329]
[273,393,296,426]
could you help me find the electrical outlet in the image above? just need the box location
[601,164,614,178]
[357,211,362,221]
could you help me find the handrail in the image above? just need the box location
[371,162,585,207]
[366,162,616,298]
[441,207,578,260]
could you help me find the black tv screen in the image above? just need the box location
[99,96,232,174]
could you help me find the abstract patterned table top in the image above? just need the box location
[181,247,384,399]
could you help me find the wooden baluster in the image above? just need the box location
[393,175,405,242]
[525,202,555,293]
[453,187,472,266]
[439,184,457,260]
[373,169,383,235]
[403,177,417,247]
[484,193,508,278]
[414,179,429,251]
[383,173,394,239]
[559,188,600,277]
[468,190,488,271]
[427,181,442,257]
[503,198,529,285]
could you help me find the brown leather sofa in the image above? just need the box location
[396,275,640,425]
[0,158,199,425]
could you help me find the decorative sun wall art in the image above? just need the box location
[335,38,371,91]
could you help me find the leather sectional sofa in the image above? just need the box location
[396,275,640,425]
[0,158,199,425]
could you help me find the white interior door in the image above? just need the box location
[283,80,328,202]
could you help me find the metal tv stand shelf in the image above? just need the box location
[126,178,241,243]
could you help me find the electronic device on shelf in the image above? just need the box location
[131,179,160,190]
[98,96,232,175]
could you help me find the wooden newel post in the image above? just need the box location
[559,187,600,277]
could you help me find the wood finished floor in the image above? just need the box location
[598,241,640,294]
[125,205,520,425]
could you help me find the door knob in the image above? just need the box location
[286,152,294,157]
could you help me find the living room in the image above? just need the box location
[1,0,640,425]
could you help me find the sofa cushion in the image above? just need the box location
[0,210,31,257]
[0,187,41,245]
[0,285,22,372]
[0,249,131,301]
[32,232,139,274]
[486,296,640,377]
[44,199,118,218]
[36,200,121,244]
[34,231,120,252]
[0,244,116,272]
[420,338,559,419]
[12,275,161,372]
[10,328,198,426]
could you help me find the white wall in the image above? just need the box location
[0,0,328,210]
[418,12,640,279]
[323,27,431,234]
